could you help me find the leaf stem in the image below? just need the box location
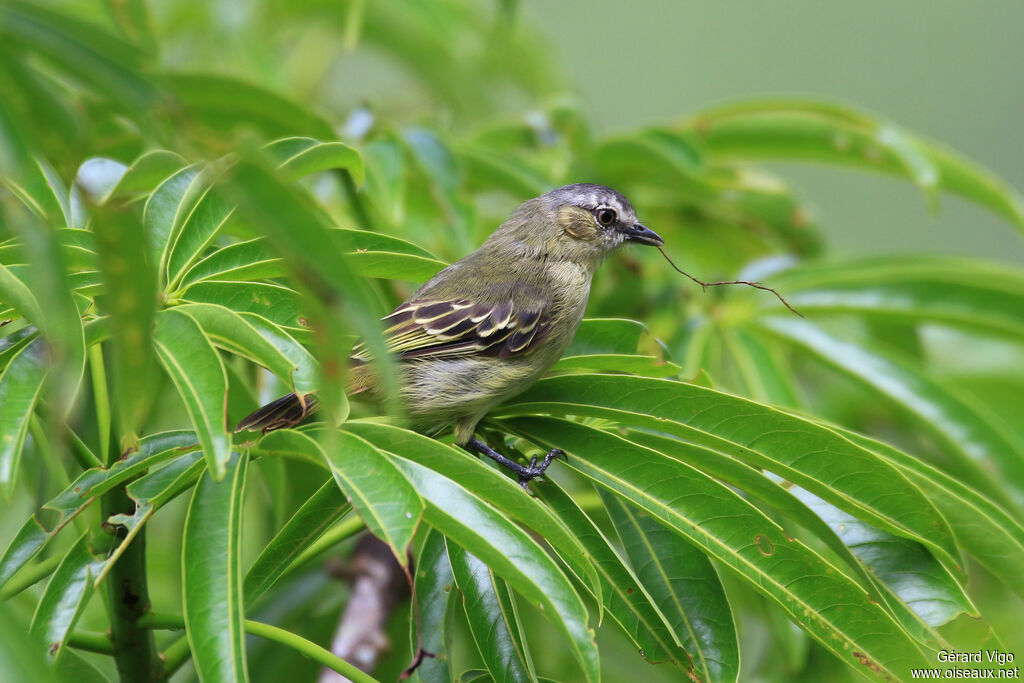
[146,612,380,682]
[0,554,62,600]
[289,514,365,573]
[88,343,111,465]
[67,425,103,471]
[67,630,116,655]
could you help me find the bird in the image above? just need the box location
[236,183,663,488]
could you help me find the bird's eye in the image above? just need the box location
[595,208,616,227]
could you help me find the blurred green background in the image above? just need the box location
[522,0,1024,264]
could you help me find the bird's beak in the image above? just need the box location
[621,222,663,246]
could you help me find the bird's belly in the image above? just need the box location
[401,356,542,424]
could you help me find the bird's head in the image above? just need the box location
[487,183,662,267]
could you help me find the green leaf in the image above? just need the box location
[180,230,447,287]
[0,2,157,113]
[0,262,44,324]
[344,421,603,606]
[773,474,975,637]
[761,317,1024,512]
[0,341,47,496]
[551,354,680,377]
[97,448,208,585]
[158,73,335,140]
[105,150,186,203]
[601,491,738,683]
[721,327,799,407]
[264,137,365,186]
[690,100,1024,231]
[457,146,550,198]
[183,452,249,683]
[223,153,397,420]
[244,479,350,607]
[15,214,86,418]
[768,257,1024,341]
[564,319,647,357]
[177,303,318,397]
[497,374,961,574]
[0,605,59,682]
[165,176,234,292]
[508,417,931,680]
[389,456,599,683]
[532,482,687,669]
[181,280,306,332]
[258,429,422,565]
[91,202,158,439]
[839,427,1024,602]
[153,309,231,479]
[363,136,407,225]
[3,157,73,226]
[410,530,457,683]
[0,431,196,590]
[29,533,101,660]
[143,164,201,278]
[447,541,537,683]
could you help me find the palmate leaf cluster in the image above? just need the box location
[1,1,1023,682]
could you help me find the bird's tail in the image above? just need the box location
[235,392,319,433]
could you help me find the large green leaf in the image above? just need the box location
[688,100,1024,231]
[165,174,234,292]
[264,137,365,186]
[774,474,975,639]
[223,154,397,420]
[389,456,599,683]
[533,482,687,670]
[179,230,447,288]
[767,257,1024,341]
[0,262,44,324]
[258,429,422,565]
[98,449,208,585]
[762,317,1024,511]
[181,281,305,332]
[497,374,960,572]
[15,214,86,418]
[410,530,457,683]
[158,73,335,140]
[837,427,1024,602]
[76,150,185,205]
[343,421,602,604]
[177,303,318,397]
[91,202,158,439]
[447,541,537,683]
[623,429,959,644]
[0,341,47,495]
[183,452,249,683]
[601,491,738,683]
[243,480,350,607]
[153,309,231,479]
[29,533,101,660]
[507,417,932,680]
[0,1,157,114]
[0,431,196,590]
[142,163,202,282]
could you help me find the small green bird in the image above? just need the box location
[236,183,663,487]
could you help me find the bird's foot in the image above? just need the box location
[465,437,566,490]
[518,448,567,490]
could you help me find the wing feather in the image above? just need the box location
[351,298,550,362]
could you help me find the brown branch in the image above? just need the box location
[657,246,803,317]
[318,534,412,683]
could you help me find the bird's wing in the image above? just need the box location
[351,297,552,362]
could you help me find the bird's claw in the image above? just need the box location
[517,448,568,490]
